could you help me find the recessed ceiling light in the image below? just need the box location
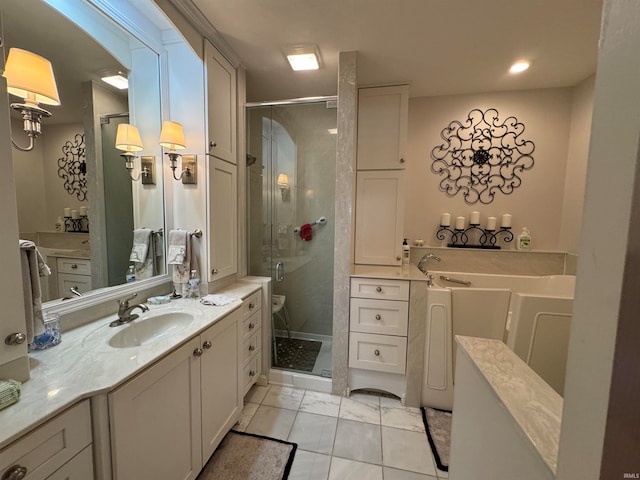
[509,61,530,74]
[284,45,320,71]
[101,73,128,89]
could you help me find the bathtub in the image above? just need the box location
[421,271,575,410]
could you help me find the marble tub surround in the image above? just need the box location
[408,246,568,276]
[0,281,262,450]
[453,336,562,476]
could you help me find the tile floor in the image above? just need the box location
[233,384,448,480]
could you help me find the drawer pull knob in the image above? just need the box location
[212,268,219,275]
[193,348,203,357]
[248,323,255,330]
[4,333,26,346]
[248,303,255,309]
[376,286,382,293]
[2,465,27,480]
[396,256,401,261]
[210,140,217,148]
[249,370,256,377]
[203,340,212,350]
[374,349,380,356]
[400,157,405,163]
[249,345,256,352]
[71,264,78,269]
[375,314,382,321]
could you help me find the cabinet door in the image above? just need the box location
[109,337,202,480]
[357,85,408,170]
[200,310,241,461]
[354,171,405,265]
[57,273,92,297]
[46,446,94,480]
[208,158,238,282]
[205,40,237,164]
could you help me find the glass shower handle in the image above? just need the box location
[275,261,285,282]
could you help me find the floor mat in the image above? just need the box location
[421,406,452,472]
[273,337,322,372]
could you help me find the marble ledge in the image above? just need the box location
[0,280,263,451]
[455,335,563,474]
[351,264,428,281]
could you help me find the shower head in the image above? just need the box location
[246,153,257,166]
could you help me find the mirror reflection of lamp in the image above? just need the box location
[277,173,290,202]
[3,48,61,152]
[115,123,152,182]
[160,121,197,184]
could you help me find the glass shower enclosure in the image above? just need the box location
[247,100,336,377]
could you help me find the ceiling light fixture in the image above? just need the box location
[284,45,320,71]
[509,61,530,74]
[101,72,129,89]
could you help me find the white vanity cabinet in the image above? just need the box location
[109,309,242,480]
[56,257,92,297]
[348,277,409,401]
[240,290,262,394]
[0,400,93,480]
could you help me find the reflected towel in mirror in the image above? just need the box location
[19,240,51,343]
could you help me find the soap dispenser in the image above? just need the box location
[402,238,410,264]
[517,227,532,251]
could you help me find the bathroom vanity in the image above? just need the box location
[0,281,265,480]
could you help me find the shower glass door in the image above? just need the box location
[247,101,336,377]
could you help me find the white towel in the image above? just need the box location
[169,230,200,284]
[167,230,188,265]
[19,240,51,343]
[129,228,152,263]
[200,294,237,306]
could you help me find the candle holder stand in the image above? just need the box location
[64,215,89,233]
[436,224,512,249]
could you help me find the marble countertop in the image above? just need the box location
[351,264,429,281]
[0,281,261,450]
[39,247,91,260]
[455,336,563,474]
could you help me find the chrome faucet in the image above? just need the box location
[417,253,441,276]
[109,293,149,327]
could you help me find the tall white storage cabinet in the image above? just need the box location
[354,85,408,266]
[204,40,239,282]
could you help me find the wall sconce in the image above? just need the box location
[114,123,154,184]
[3,48,61,152]
[159,121,196,184]
[277,173,290,202]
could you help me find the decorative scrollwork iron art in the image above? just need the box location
[430,108,535,205]
[57,133,87,201]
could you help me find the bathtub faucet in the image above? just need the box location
[417,253,441,276]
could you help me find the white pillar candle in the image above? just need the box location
[455,216,465,230]
[486,216,497,231]
[64,208,71,217]
[470,211,480,225]
[79,206,88,216]
[71,209,80,219]
[501,214,512,228]
[440,212,451,227]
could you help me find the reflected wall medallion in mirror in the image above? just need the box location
[430,108,536,204]
[57,133,87,201]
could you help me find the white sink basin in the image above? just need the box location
[83,306,200,350]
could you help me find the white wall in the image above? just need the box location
[405,88,573,251]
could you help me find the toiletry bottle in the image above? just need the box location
[55,217,64,232]
[126,265,136,282]
[187,270,201,299]
[517,227,532,251]
[402,238,410,265]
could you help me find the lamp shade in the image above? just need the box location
[277,173,289,187]
[3,48,60,106]
[159,121,186,150]
[115,124,143,152]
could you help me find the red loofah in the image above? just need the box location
[299,223,313,241]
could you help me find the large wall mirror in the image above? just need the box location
[2,0,172,305]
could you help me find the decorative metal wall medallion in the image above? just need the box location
[57,133,87,201]
[430,108,535,204]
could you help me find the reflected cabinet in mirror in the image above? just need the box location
[2,0,170,303]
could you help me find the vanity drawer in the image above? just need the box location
[242,310,260,340]
[243,354,261,393]
[56,257,91,275]
[243,328,261,364]
[0,400,91,480]
[349,332,407,374]
[351,277,409,301]
[241,291,261,319]
[350,298,408,336]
